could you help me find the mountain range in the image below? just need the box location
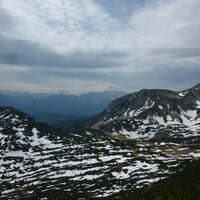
[0,83,200,199]
[0,90,126,126]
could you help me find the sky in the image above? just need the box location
[0,0,200,94]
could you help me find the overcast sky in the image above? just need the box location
[0,0,200,93]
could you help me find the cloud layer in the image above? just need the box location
[0,0,200,93]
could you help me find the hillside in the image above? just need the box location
[1,105,200,199]
[119,159,200,200]
[1,83,200,199]
[88,83,200,139]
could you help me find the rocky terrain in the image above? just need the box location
[0,83,200,199]
[89,83,200,139]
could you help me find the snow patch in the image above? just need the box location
[196,101,200,108]
[179,91,188,97]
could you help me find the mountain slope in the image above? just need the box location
[1,84,200,199]
[1,107,200,199]
[119,159,200,200]
[88,83,200,139]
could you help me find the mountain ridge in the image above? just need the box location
[87,83,200,139]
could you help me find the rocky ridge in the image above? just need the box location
[89,83,200,139]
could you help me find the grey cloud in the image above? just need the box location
[0,0,199,93]
[0,36,128,69]
[0,7,14,32]
[116,65,200,92]
[11,60,200,94]
[150,47,200,58]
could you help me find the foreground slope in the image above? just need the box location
[120,159,200,200]
[89,83,200,139]
[1,107,200,199]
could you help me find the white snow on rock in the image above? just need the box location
[189,152,200,158]
[179,91,189,97]
[196,100,200,108]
